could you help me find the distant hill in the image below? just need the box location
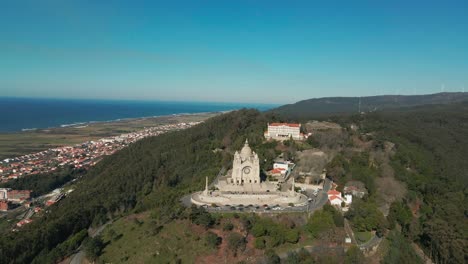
[271,92,468,119]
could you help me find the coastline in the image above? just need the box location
[16,111,230,133]
[0,97,275,133]
[0,111,223,160]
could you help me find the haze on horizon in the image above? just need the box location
[1,1,467,104]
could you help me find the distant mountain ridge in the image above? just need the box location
[271,92,468,119]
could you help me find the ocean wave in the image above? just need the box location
[21,128,37,132]
[60,122,87,128]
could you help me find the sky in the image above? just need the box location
[0,0,467,104]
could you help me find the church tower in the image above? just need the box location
[231,139,260,185]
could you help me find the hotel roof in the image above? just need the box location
[268,123,300,128]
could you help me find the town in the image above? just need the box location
[0,121,201,228]
[0,121,201,182]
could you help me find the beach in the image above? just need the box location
[0,112,221,160]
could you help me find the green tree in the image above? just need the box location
[227,233,246,256]
[223,222,234,231]
[307,209,335,238]
[382,231,423,264]
[254,237,266,249]
[205,232,222,248]
[251,222,267,237]
[387,201,412,230]
[285,229,300,244]
[84,236,105,261]
[265,249,281,264]
[344,245,365,264]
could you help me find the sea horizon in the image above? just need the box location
[0,97,278,133]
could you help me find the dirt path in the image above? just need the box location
[412,243,434,264]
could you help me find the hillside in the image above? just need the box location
[1,100,467,263]
[358,102,468,263]
[271,92,468,120]
[278,100,468,263]
[0,109,271,263]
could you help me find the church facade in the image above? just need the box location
[231,140,260,184]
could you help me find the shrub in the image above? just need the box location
[205,232,222,248]
[223,222,234,231]
[254,237,266,249]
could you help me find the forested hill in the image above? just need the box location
[271,92,468,120]
[357,102,468,263]
[270,99,468,263]
[0,109,271,263]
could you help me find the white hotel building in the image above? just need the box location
[265,123,305,140]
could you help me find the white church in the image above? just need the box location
[190,140,308,207]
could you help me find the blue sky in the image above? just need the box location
[1,1,467,104]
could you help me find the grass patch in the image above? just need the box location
[355,231,372,244]
[99,214,215,263]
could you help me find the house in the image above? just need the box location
[327,190,352,206]
[7,190,31,202]
[0,188,10,199]
[344,181,368,198]
[0,200,8,211]
[269,168,287,178]
[273,162,289,171]
[16,219,33,227]
[329,195,344,206]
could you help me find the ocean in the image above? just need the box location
[0,97,277,133]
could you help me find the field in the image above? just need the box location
[0,112,219,160]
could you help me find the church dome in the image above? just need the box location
[240,139,252,160]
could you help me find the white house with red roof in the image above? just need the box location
[327,189,352,207]
[265,123,305,140]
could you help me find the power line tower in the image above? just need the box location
[358,96,361,114]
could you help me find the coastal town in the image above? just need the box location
[0,121,201,228]
[0,121,201,182]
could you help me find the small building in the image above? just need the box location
[7,190,31,202]
[265,123,305,141]
[16,219,33,227]
[269,167,287,178]
[327,190,352,206]
[0,188,11,199]
[273,162,289,171]
[0,200,9,211]
[344,181,368,198]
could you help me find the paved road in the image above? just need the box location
[306,178,331,213]
[359,234,382,250]
[344,219,358,244]
[345,218,383,251]
[69,251,85,264]
[412,242,434,264]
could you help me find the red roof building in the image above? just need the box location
[327,190,341,196]
[265,123,304,141]
[268,123,301,128]
[0,200,8,211]
[7,190,31,202]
